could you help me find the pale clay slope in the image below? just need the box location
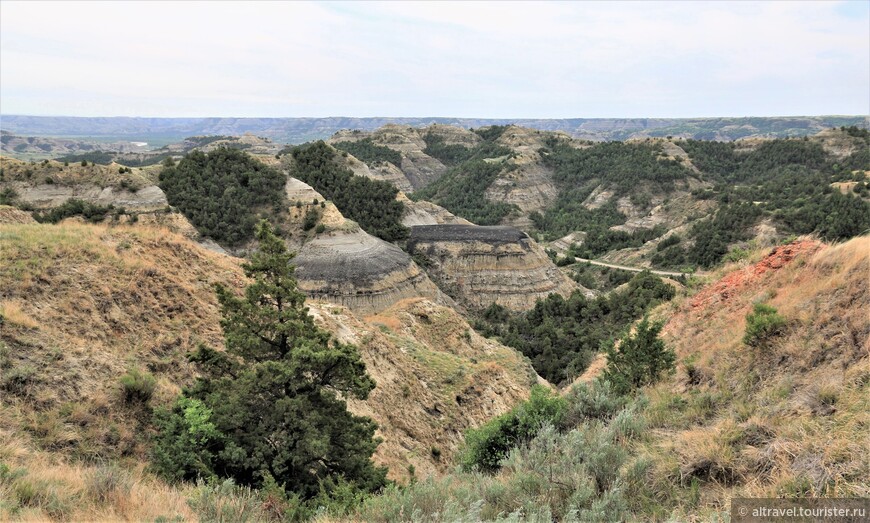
[310,298,537,481]
[0,205,37,224]
[398,192,472,227]
[485,126,559,221]
[336,124,485,193]
[8,182,168,210]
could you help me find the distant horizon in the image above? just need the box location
[4,114,866,145]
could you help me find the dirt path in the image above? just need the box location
[572,257,692,277]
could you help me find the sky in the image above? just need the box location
[1,1,868,119]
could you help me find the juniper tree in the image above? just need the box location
[602,316,674,395]
[154,221,386,497]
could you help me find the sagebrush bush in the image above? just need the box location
[1,364,37,397]
[119,368,156,404]
[743,303,786,347]
[351,384,648,522]
[461,385,567,473]
[561,380,627,427]
[357,414,638,522]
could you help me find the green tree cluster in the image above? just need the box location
[332,138,402,166]
[412,160,517,225]
[421,133,476,166]
[475,271,675,385]
[529,134,869,269]
[56,152,117,165]
[542,139,692,197]
[472,125,510,142]
[530,140,691,240]
[32,198,123,224]
[653,201,763,269]
[408,129,517,225]
[421,133,513,168]
[289,141,408,242]
[158,148,286,246]
[602,317,675,395]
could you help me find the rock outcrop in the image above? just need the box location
[406,224,583,311]
[344,153,414,193]
[294,229,451,316]
[285,177,452,315]
[0,156,167,210]
[7,182,168,210]
[330,124,448,190]
[260,177,453,315]
[484,127,559,224]
[811,127,869,159]
[399,192,472,227]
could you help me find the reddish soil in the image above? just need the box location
[690,240,824,310]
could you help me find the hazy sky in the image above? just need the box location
[1,1,868,118]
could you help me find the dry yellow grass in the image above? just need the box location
[0,301,39,330]
[639,235,870,517]
[0,206,37,225]
[0,427,197,521]
[1,222,246,465]
[314,297,536,482]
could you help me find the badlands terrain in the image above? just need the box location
[0,119,867,521]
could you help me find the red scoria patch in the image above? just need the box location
[689,240,824,310]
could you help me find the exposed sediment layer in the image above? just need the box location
[331,124,447,190]
[7,182,168,210]
[407,224,582,311]
[344,153,414,193]
[399,193,472,227]
[480,126,559,228]
[294,229,451,315]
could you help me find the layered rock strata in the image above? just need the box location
[406,224,583,311]
[294,228,451,316]
[286,176,452,315]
